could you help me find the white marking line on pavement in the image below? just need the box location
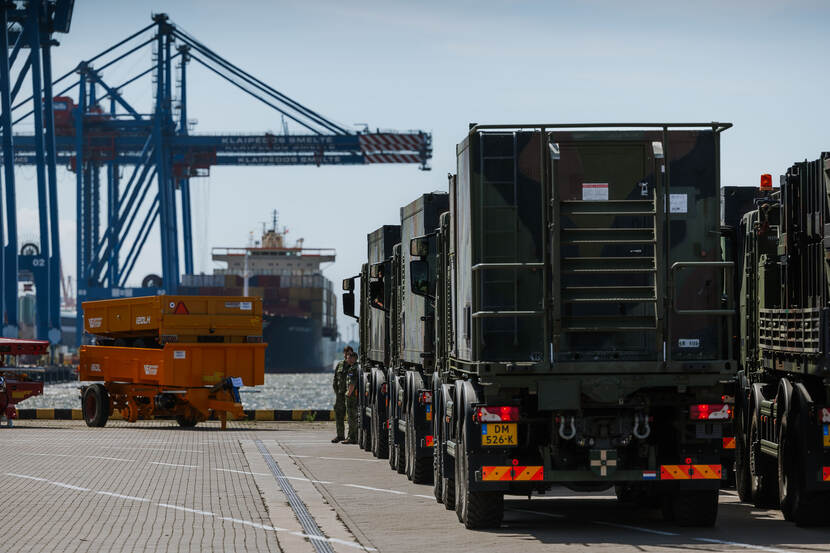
[150,462,199,468]
[3,472,375,552]
[413,494,435,499]
[5,473,47,481]
[214,467,333,484]
[103,446,204,454]
[514,507,799,552]
[692,538,797,553]
[344,484,408,495]
[269,452,381,463]
[85,456,135,462]
[19,453,74,457]
[96,491,150,502]
[158,503,216,516]
[51,482,91,491]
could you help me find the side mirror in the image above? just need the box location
[410,236,429,257]
[342,292,357,319]
[342,277,355,292]
[410,259,433,297]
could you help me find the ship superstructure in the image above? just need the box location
[180,212,337,372]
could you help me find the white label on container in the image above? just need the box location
[678,338,700,348]
[225,302,239,309]
[173,350,186,360]
[90,363,101,373]
[135,316,151,325]
[670,193,687,213]
[240,301,252,311]
[143,364,158,376]
[582,182,608,201]
[88,317,102,328]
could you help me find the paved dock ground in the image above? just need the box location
[1,421,829,553]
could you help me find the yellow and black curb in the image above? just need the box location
[15,409,335,422]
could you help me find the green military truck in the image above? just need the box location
[343,225,399,457]
[409,123,737,529]
[387,193,450,482]
[732,154,830,525]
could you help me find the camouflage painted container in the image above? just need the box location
[399,193,449,368]
[364,225,401,366]
[454,127,734,373]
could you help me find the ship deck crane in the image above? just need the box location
[2,13,432,344]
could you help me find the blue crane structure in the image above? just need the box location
[0,0,73,344]
[2,12,432,345]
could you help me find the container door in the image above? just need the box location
[550,137,662,364]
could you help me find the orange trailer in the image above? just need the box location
[79,296,265,429]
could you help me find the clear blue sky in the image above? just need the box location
[12,0,830,338]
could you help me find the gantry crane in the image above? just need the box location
[2,12,432,344]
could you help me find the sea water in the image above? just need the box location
[21,373,337,411]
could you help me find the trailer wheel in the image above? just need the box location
[670,489,718,527]
[176,415,198,428]
[82,384,109,428]
[778,393,829,525]
[455,417,503,529]
[442,474,456,510]
[750,407,778,507]
[433,389,444,503]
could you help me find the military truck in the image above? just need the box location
[408,123,737,529]
[386,193,449,483]
[732,155,830,525]
[344,226,399,457]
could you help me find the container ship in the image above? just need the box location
[179,213,337,372]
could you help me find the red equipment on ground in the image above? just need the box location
[0,338,49,427]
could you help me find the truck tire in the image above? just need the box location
[406,390,432,484]
[778,392,829,525]
[734,401,752,503]
[388,371,399,471]
[82,384,109,428]
[442,474,456,510]
[372,390,389,459]
[750,407,778,507]
[670,489,718,527]
[455,417,503,529]
[433,389,444,502]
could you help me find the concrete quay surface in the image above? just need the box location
[1,421,828,553]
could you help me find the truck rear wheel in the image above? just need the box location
[406,397,432,484]
[778,395,829,525]
[82,384,109,428]
[750,408,778,507]
[670,489,718,527]
[371,391,388,459]
[734,404,752,503]
[455,417,503,529]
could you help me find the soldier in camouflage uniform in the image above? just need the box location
[343,351,360,444]
[332,346,353,443]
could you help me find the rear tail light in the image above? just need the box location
[474,406,519,422]
[821,408,830,423]
[418,391,432,404]
[380,383,387,395]
[689,404,732,420]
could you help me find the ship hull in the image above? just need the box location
[264,316,336,373]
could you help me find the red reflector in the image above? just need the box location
[173,301,189,315]
[475,406,519,422]
[380,383,387,395]
[689,404,731,420]
[425,435,434,447]
[418,391,432,404]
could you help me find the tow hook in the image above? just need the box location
[633,412,651,439]
[558,415,576,440]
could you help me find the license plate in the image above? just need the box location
[481,423,517,447]
[823,425,830,448]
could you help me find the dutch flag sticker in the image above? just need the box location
[642,471,657,480]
